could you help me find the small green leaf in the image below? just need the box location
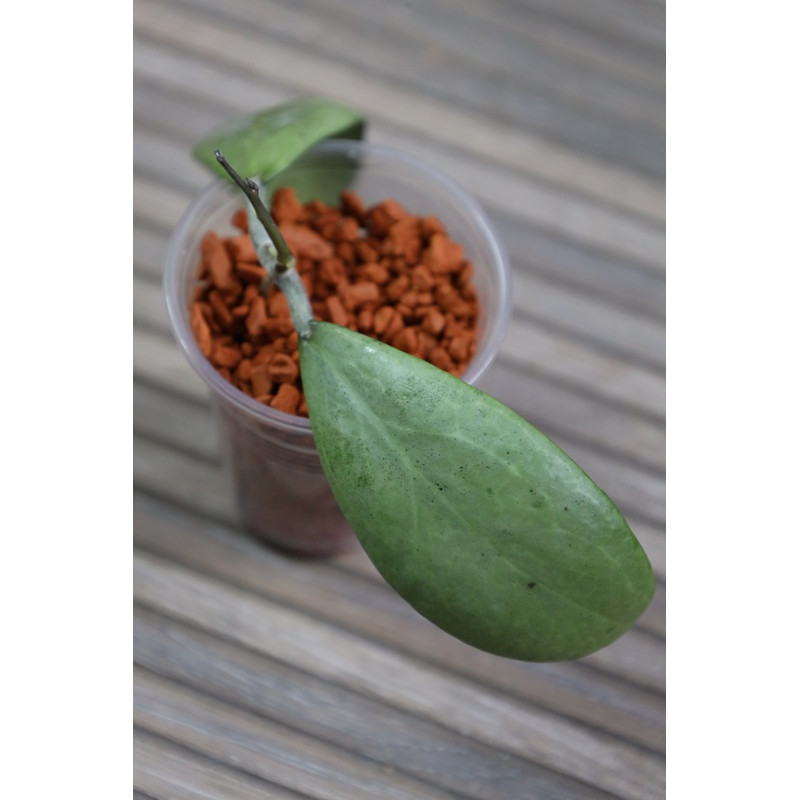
[266,154,360,207]
[299,322,655,662]
[192,98,366,182]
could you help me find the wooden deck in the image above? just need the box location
[133,0,665,797]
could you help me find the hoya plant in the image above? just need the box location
[190,99,655,662]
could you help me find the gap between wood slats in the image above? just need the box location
[134,728,309,800]
[132,450,665,748]
[510,278,665,373]
[184,0,666,175]
[177,0,665,165]
[133,3,665,227]
[501,315,664,418]
[136,599,664,785]
[132,1,663,150]
[136,666,467,800]
[213,0,665,101]
[494,0,665,54]
[485,359,665,474]
[133,549,665,800]
[410,0,665,81]
[495,212,665,321]
[135,611,619,800]
[133,490,665,746]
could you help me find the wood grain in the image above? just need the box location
[133,0,665,796]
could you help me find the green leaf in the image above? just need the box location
[266,153,361,208]
[192,98,366,182]
[299,322,655,662]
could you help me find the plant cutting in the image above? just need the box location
[168,98,654,662]
[168,103,509,557]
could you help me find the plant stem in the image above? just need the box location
[214,150,295,274]
[215,149,314,339]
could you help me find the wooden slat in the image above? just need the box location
[133,1,665,228]
[135,608,617,800]
[133,549,665,799]
[134,491,665,720]
[420,0,665,83]
[136,667,463,800]
[234,0,666,110]
[134,729,306,800]
[133,224,169,281]
[502,315,663,417]
[180,0,665,170]
[490,0,666,53]
[512,271,665,370]
[496,212,665,320]
[133,0,664,795]
[133,327,208,405]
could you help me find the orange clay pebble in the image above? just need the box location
[190,304,212,357]
[250,364,273,398]
[422,308,447,336]
[188,188,481,415]
[268,353,299,384]
[201,231,239,297]
[325,295,349,327]
[449,334,473,363]
[270,383,301,414]
[231,207,249,231]
[392,327,418,355]
[271,187,306,224]
[226,234,259,263]
[342,281,380,311]
[236,261,267,285]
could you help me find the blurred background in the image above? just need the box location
[133,1,665,797]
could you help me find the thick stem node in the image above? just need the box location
[214,150,295,272]
[215,150,314,338]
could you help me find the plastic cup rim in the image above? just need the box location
[164,138,512,437]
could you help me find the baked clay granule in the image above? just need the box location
[190,187,480,417]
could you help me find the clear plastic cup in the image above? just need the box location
[164,139,512,557]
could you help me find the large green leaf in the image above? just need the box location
[299,322,655,662]
[192,97,365,181]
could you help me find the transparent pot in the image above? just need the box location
[164,139,512,557]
